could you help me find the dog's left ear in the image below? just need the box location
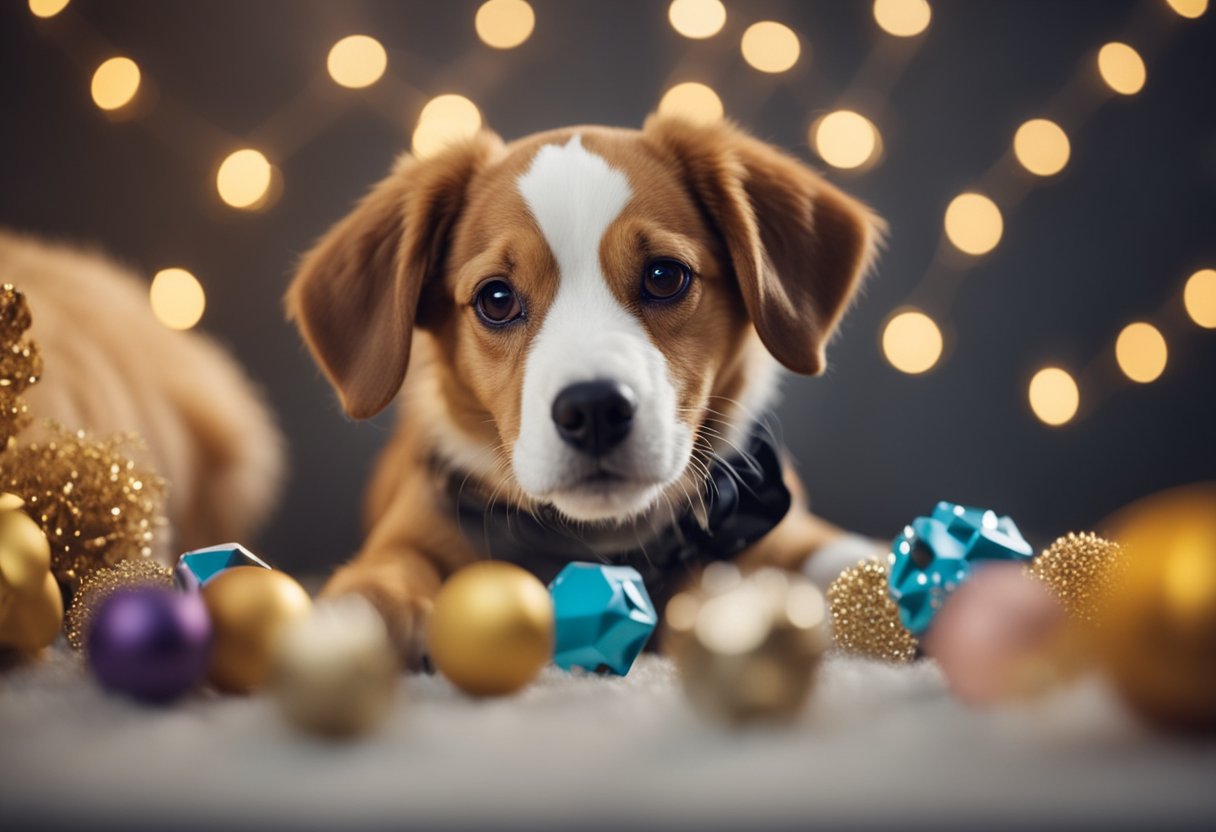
[643,115,884,375]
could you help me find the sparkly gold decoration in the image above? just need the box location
[273,596,399,737]
[664,564,831,724]
[1096,483,1216,733]
[2,423,166,589]
[427,561,553,697]
[0,492,62,651]
[64,557,174,651]
[826,558,918,663]
[1028,532,1125,627]
[0,284,42,447]
[202,566,312,693]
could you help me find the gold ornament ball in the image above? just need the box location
[426,561,553,697]
[273,596,400,737]
[0,492,63,652]
[201,566,312,693]
[664,564,831,725]
[1097,483,1216,733]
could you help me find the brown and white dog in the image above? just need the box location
[288,116,884,664]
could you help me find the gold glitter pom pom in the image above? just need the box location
[64,558,174,650]
[1028,532,1125,627]
[0,284,42,446]
[827,558,919,663]
[2,423,167,590]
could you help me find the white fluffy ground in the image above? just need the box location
[1,645,1214,831]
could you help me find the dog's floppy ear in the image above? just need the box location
[286,131,504,419]
[643,115,884,375]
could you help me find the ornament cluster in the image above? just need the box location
[0,283,166,599]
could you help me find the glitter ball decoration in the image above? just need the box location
[1028,532,1125,627]
[664,564,831,725]
[65,557,174,651]
[826,558,918,663]
[0,284,42,447]
[2,423,167,590]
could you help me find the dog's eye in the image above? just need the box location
[474,279,523,325]
[641,259,691,303]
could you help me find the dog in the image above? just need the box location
[1,230,284,557]
[288,116,884,665]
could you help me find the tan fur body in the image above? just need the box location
[0,230,284,557]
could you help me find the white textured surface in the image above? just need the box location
[1,645,1214,831]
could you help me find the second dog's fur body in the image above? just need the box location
[289,117,882,663]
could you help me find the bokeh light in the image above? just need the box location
[741,22,801,74]
[813,110,879,170]
[1116,322,1168,383]
[668,0,727,39]
[1013,118,1070,176]
[475,0,535,49]
[1184,269,1216,328]
[658,82,723,124]
[1098,42,1146,95]
[1166,0,1208,18]
[1028,367,1079,427]
[149,268,205,330]
[412,94,483,159]
[90,57,140,111]
[882,309,944,374]
[872,0,932,37]
[216,149,272,209]
[944,193,1003,255]
[28,0,70,18]
[326,35,387,89]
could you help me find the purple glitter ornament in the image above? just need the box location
[86,587,212,703]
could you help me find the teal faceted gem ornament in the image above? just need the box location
[889,502,1033,635]
[549,563,657,676]
[174,542,271,592]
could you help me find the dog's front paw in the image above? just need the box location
[320,559,436,671]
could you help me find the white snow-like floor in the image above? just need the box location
[1,645,1214,831]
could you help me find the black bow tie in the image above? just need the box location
[443,423,793,611]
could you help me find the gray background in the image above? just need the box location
[1,0,1213,574]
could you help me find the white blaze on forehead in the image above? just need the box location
[512,135,691,520]
[517,135,632,281]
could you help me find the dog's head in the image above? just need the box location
[288,117,880,524]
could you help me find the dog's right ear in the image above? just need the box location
[286,131,504,419]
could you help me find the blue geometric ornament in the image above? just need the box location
[548,563,658,676]
[889,501,1033,635]
[174,542,271,592]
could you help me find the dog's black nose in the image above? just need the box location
[551,380,636,456]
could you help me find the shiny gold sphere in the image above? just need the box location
[1099,483,1216,732]
[201,566,312,693]
[273,596,400,737]
[0,493,52,592]
[664,564,831,725]
[0,493,63,652]
[427,561,553,697]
